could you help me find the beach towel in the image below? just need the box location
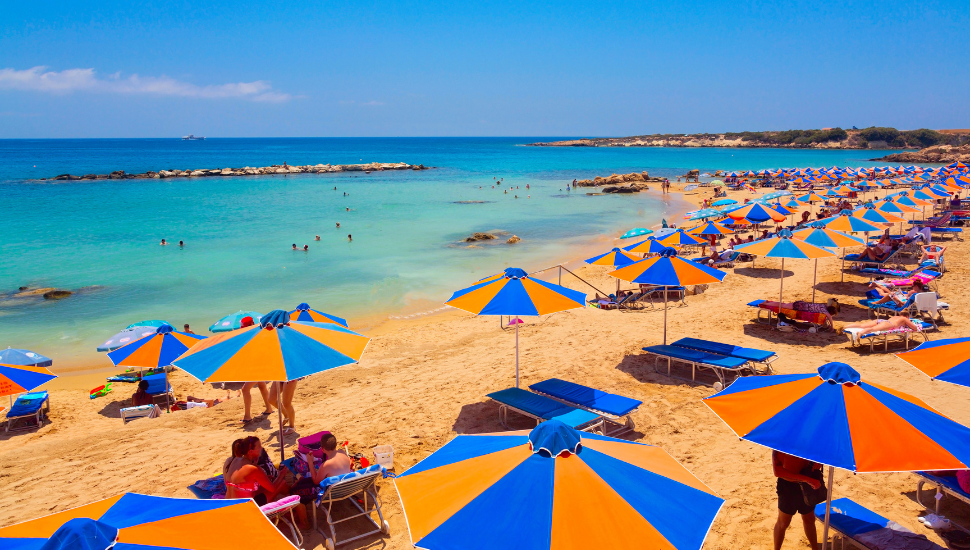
[193,474,227,494]
[315,464,389,503]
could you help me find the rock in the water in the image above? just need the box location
[506,235,521,244]
[42,290,72,299]
[465,232,497,242]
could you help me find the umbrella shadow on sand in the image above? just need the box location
[96,398,127,419]
[615,353,718,387]
[452,400,508,434]
[733,266,795,279]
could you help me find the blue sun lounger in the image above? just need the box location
[528,378,641,435]
[486,387,604,432]
[814,498,943,550]
[858,293,917,318]
[5,391,50,432]
[641,345,748,388]
[670,337,776,374]
[143,373,174,407]
[916,472,970,515]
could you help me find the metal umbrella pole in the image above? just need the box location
[277,381,286,461]
[663,287,669,345]
[812,259,818,303]
[821,465,835,550]
[515,316,520,388]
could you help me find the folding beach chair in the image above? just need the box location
[486,387,605,432]
[120,404,162,423]
[915,292,949,327]
[313,465,389,550]
[528,378,641,436]
[815,498,944,549]
[143,373,174,409]
[5,391,50,432]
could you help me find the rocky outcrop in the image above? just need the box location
[574,172,658,193]
[465,233,497,242]
[506,235,521,244]
[42,290,72,299]
[42,162,430,181]
[875,145,970,164]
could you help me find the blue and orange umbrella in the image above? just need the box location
[704,362,970,549]
[173,309,369,458]
[726,203,786,224]
[687,221,733,236]
[820,212,882,234]
[107,324,206,370]
[0,363,56,399]
[445,268,587,387]
[897,338,970,388]
[623,237,675,255]
[658,229,705,246]
[289,302,348,327]
[609,249,726,344]
[585,247,641,268]
[0,493,298,550]
[394,420,724,550]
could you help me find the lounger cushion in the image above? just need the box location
[487,387,600,427]
[143,373,170,395]
[814,497,898,537]
[318,464,388,492]
[7,392,48,416]
[918,472,970,499]
[642,345,747,368]
[529,378,641,417]
[671,337,775,362]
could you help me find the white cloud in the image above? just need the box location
[339,100,386,106]
[0,66,292,102]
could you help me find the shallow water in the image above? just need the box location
[0,138,902,364]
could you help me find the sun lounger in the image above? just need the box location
[528,378,641,435]
[858,293,917,319]
[845,248,903,270]
[815,497,944,550]
[910,211,953,228]
[846,319,933,352]
[748,300,833,331]
[5,391,50,432]
[915,292,949,327]
[916,472,970,516]
[143,373,174,408]
[486,387,604,432]
[262,495,304,547]
[641,344,748,389]
[120,404,162,423]
[691,251,740,268]
[313,464,389,549]
[858,265,934,278]
[641,285,687,306]
[670,337,777,374]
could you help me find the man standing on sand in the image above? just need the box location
[773,450,821,550]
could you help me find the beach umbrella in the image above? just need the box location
[710,179,725,186]
[853,205,904,228]
[289,302,348,327]
[394,420,724,550]
[0,493,298,550]
[586,248,642,294]
[783,198,801,210]
[621,228,653,239]
[733,229,835,325]
[791,226,865,297]
[445,268,586,388]
[209,310,263,333]
[762,190,792,200]
[658,229,706,246]
[896,338,970,388]
[609,248,726,344]
[108,324,206,371]
[0,363,56,399]
[0,347,52,368]
[703,362,970,550]
[96,326,163,352]
[726,203,786,224]
[687,221,733,236]
[126,319,171,330]
[770,203,794,216]
[711,198,737,206]
[623,237,678,256]
[820,212,882,234]
[688,208,722,221]
[173,309,370,459]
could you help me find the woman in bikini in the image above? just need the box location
[225,437,288,504]
[839,316,920,337]
[869,279,924,307]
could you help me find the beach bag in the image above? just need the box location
[800,467,827,507]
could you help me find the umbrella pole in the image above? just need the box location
[515,317,520,388]
[778,258,785,327]
[663,287,668,345]
[822,465,834,550]
[812,259,818,303]
[277,382,285,462]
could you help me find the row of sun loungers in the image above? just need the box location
[641,337,777,389]
[858,292,949,325]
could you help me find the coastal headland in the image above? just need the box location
[41,161,430,181]
[875,143,970,164]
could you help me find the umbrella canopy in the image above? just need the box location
[107,325,206,370]
[710,179,725,186]
[0,347,52,368]
[770,203,794,216]
[445,268,586,387]
[585,247,642,268]
[209,310,264,333]
[0,363,57,398]
[688,208,722,221]
[896,338,970,388]
[726,203,786,223]
[289,303,348,327]
[623,238,678,255]
[125,320,171,330]
[820,213,882,233]
[790,227,865,249]
[609,249,726,344]
[394,420,724,550]
[658,230,706,246]
[96,326,163,352]
[621,228,653,239]
[711,198,737,206]
[762,191,792,200]
[687,221,733,236]
[0,493,298,550]
[733,229,835,260]
[853,206,904,225]
[877,200,920,214]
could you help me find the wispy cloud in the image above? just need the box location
[339,99,386,106]
[0,66,292,102]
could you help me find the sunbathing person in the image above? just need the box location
[306,433,354,484]
[131,380,153,407]
[921,244,946,264]
[184,394,231,408]
[857,236,893,262]
[838,316,919,337]
[868,279,924,306]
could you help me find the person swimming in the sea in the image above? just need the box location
[336,222,340,228]
[315,235,320,241]
[348,234,352,242]
[160,239,167,245]
[179,240,184,247]
[292,244,297,250]
[303,245,309,251]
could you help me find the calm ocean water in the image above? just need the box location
[0,138,901,365]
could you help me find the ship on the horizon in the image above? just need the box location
[182,134,205,141]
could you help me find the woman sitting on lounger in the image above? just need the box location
[921,244,946,264]
[838,316,919,337]
[868,280,924,306]
[858,236,893,262]
[225,436,288,504]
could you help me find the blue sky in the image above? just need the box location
[1,0,968,138]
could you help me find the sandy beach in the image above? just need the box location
[2,182,966,550]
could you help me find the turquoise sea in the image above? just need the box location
[0,138,904,366]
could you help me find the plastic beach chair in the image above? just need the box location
[5,391,50,432]
[486,387,604,432]
[670,337,777,374]
[261,495,304,547]
[143,373,174,409]
[313,465,389,550]
[641,344,747,390]
[915,292,949,327]
[815,497,943,549]
[528,378,641,435]
[120,404,162,423]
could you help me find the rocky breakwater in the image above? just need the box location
[875,145,970,164]
[575,171,661,193]
[42,162,430,181]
